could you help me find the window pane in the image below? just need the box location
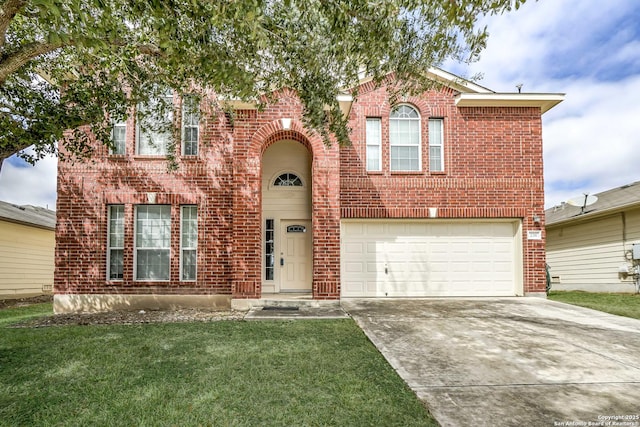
[107,205,125,280]
[265,219,274,281]
[366,145,380,171]
[111,124,126,155]
[182,96,199,155]
[109,249,123,279]
[390,106,421,171]
[181,206,197,281]
[390,146,419,171]
[109,206,124,247]
[136,249,170,280]
[181,249,196,281]
[430,146,442,171]
[136,205,170,280]
[366,118,381,171]
[429,119,444,172]
[137,92,173,155]
[274,173,303,186]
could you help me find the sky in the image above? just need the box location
[1,0,639,211]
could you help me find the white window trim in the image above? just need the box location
[180,205,197,281]
[110,120,127,155]
[136,91,174,156]
[134,205,171,281]
[107,205,124,281]
[429,118,445,172]
[365,117,382,172]
[181,96,199,156]
[390,104,422,172]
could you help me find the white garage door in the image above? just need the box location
[341,220,523,297]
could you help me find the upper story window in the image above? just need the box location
[389,105,421,171]
[429,118,444,172]
[110,120,126,155]
[366,118,382,171]
[182,96,199,156]
[274,173,303,187]
[136,90,173,155]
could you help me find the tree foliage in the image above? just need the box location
[0,0,528,166]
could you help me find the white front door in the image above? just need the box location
[279,220,312,292]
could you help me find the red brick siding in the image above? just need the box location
[55,82,548,299]
[55,90,342,299]
[340,85,546,293]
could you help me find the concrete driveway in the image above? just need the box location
[342,298,640,427]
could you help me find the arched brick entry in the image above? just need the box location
[232,119,341,299]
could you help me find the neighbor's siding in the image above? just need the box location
[546,208,640,292]
[0,220,54,297]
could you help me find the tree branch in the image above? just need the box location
[0,0,26,48]
[0,40,65,85]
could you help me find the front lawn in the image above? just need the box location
[548,291,640,319]
[0,306,436,426]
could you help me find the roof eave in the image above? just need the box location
[455,93,565,114]
[0,217,56,231]
[546,201,640,228]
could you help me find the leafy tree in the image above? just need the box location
[0,0,528,169]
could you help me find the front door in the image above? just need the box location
[279,220,312,292]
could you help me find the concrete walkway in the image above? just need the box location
[342,298,640,427]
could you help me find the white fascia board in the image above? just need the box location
[426,67,494,94]
[455,93,565,114]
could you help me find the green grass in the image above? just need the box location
[0,302,53,327]
[548,291,640,319]
[0,310,437,427]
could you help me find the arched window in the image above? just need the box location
[389,105,421,171]
[273,173,303,187]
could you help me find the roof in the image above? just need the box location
[545,181,640,226]
[225,67,564,116]
[0,200,56,230]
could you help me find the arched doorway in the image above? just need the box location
[261,140,312,294]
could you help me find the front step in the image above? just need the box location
[231,295,341,311]
[245,306,349,320]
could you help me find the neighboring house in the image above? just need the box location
[54,68,564,313]
[0,201,56,298]
[546,182,640,293]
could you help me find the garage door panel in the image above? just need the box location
[341,220,523,297]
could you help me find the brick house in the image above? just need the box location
[53,69,563,313]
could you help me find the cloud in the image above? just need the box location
[0,153,57,210]
[447,0,640,208]
[542,75,640,207]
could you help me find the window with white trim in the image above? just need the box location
[110,120,126,155]
[274,173,303,186]
[366,118,382,171]
[136,90,173,155]
[265,219,274,281]
[135,205,171,280]
[390,105,421,171]
[107,205,124,280]
[180,206,197,281]
[182,96,199,156]
[429,118,444,172]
